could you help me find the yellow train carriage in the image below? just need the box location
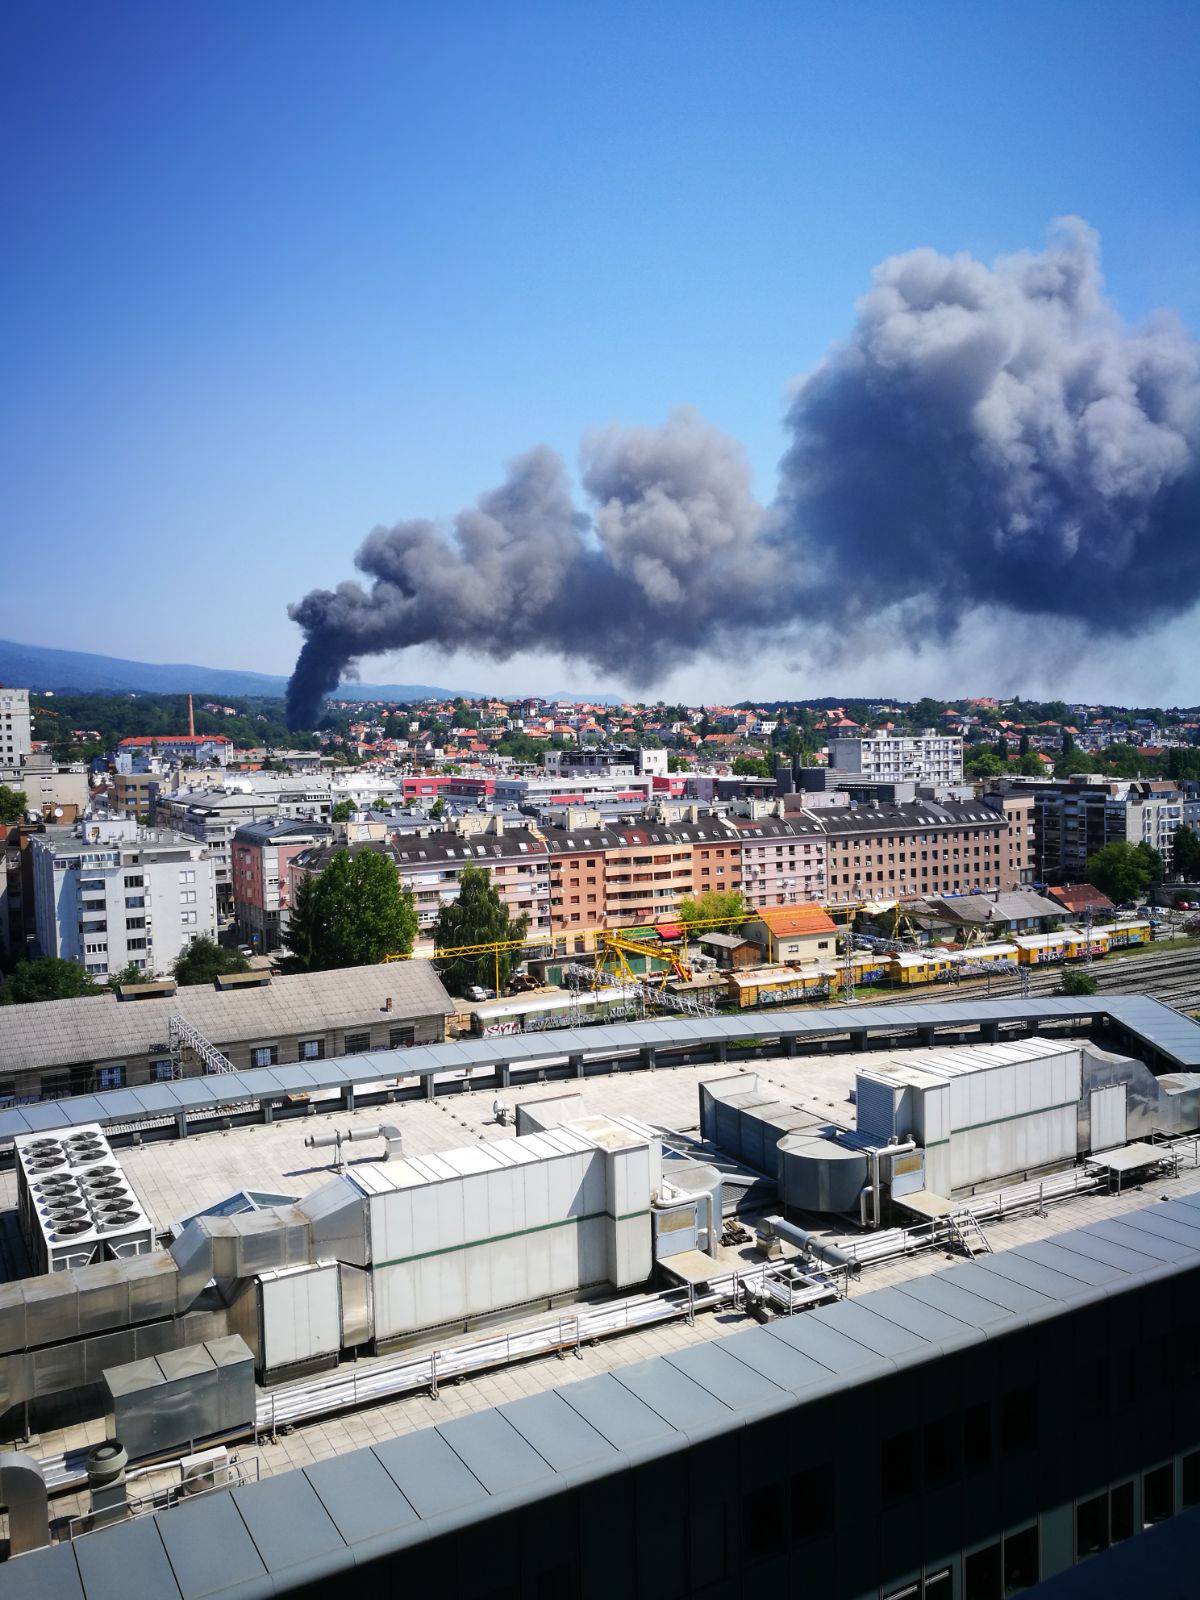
[948,941,1019,973]
[888,949,956,986]
[1063,927,1110,960]
[1014,933,1067,966]
[1102,920,1151,949]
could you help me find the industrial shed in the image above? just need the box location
[0,962,453,1100]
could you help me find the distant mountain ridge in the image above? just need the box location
[0,638,624,705]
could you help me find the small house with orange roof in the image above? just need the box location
[742,903,839,966]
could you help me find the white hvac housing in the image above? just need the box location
[14,1124,154,1273]
[856,1038,1083,1198]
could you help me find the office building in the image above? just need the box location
[0,685,32,766]
[828,728,964,785]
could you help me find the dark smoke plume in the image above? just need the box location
[287,219,1200,727]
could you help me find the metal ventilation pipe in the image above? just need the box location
[86,1439,129,1528]
[759,1216,858,1272]
[0,1451,51,1555]
[305,1124,404,1165]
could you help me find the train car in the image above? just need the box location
[888,949,955,986]
[1063,927,1110,961]
[1013,933,1068,966]
[726,964,832,1009]
[1103,919,1151,949]
[472,986,643,1036]
[849,951,888,987]
[948,941,1019,975]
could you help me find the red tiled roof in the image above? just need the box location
[753,905,838,936]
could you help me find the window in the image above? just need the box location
[151,1059,173,1082]
[344,1032,371,1054]
[1110,1481,1135,1543]
[1002,1384,1036,1452]
[181,911,197,925]
[179,869,195,883]
[1003,1526,1038,1594]
[96,1064,126,1091]
[964,1542,1001,1600]
[389,1026,415,1049]
[126,917,146,930]
[881,1430,915,1503]
[126,937,147,950]
[251,1045,279,1068]
[923,1414,957,1486]
[1143,1463,1174,1526]
[181,890,197,904]
[299,1039,324,1061]
[924,1572,952,1600]
[1183,1450,1200,1510]
[963,1402,992,1468]
[790,1462,832,1543]
[741,1483,784,1561]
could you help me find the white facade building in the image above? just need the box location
[0,687,32,767]
[31,816,216,980]
[828,728,964,785]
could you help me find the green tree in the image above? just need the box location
[285,874,320,969]
[0,785,28,825]
[1134,841,1164,887]
[731,755,772,780]
[964,750,1004,779]
[330,798,356,822]
[1060,968,1098,997]
[1086,841,1152,905]
[677,889,748,931]
[429,796,446,820]
[995,735,1009,762]
[1061,728,1075,756]
[172,936,251,986]
[1016,753,1044,777]
[1018,731,1031,758]
[1172,825,1200,881]
[0,957,100,1005]
[106,962,146,990]
[286,849,417,971]
[432,863,529,996]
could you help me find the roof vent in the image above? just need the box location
[116,979,178,1001]
[214,970,272,991]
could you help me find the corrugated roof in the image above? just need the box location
[0,963,453,1076]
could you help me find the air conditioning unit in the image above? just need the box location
[179,1447,233,1495]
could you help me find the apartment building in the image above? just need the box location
[31,816,216,979]
[821,800,1010,903]
[541,822,618,941]
[290,822,552,944]
[982,789,1036,886]
[157,780,334,914]
[116,732,233,763]
[732,814,828,908]
[0,751,89,820]
[1002,777,1184,883]
[1112,780,1185,866]
[828,728,964,784]
[231,818,333,950]
[0,685,32,766]
[602,817,742,929]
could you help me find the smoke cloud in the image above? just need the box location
[287,219,1200,727]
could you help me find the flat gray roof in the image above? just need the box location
[0,994,1195,1147]
[17,1188,1200,1598]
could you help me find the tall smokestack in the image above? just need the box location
[187,694,195,737]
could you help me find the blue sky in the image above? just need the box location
[3,0,1198,702]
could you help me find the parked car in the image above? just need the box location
[465,984,495,1002]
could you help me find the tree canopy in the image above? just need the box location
[1086,841,1154,905]
[432,864,529,996]
[330,798,356,822]
[172,936,251,986]
[731,755,772,780]
[677,889,748,931]
[1060,968,1098,997]
[285,849,418,971]
[0,785,28,826]
[0,957,99,1005]
[1173,825,1200,882]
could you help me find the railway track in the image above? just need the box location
[851,944,1200,1014]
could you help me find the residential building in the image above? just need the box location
[0,684,31,766]
[1113,780,1184,866]
[157,780,334,914]
[544,745,667,779]
[821,799,1010,903]
[231,818,333,950]
[1009,777,1185,883]
[743,903,839,964]
[290,821,552,944]
[0,960,451,1101]
[1,819,41,960]
[1046,883,1116,918]
[602,817,741,929]
[828,727,964,784]
[732,814,827,908]
[0,751,89,820]
[541,821,619,944]
[30,816,216,980]
[982,789,1036,886]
